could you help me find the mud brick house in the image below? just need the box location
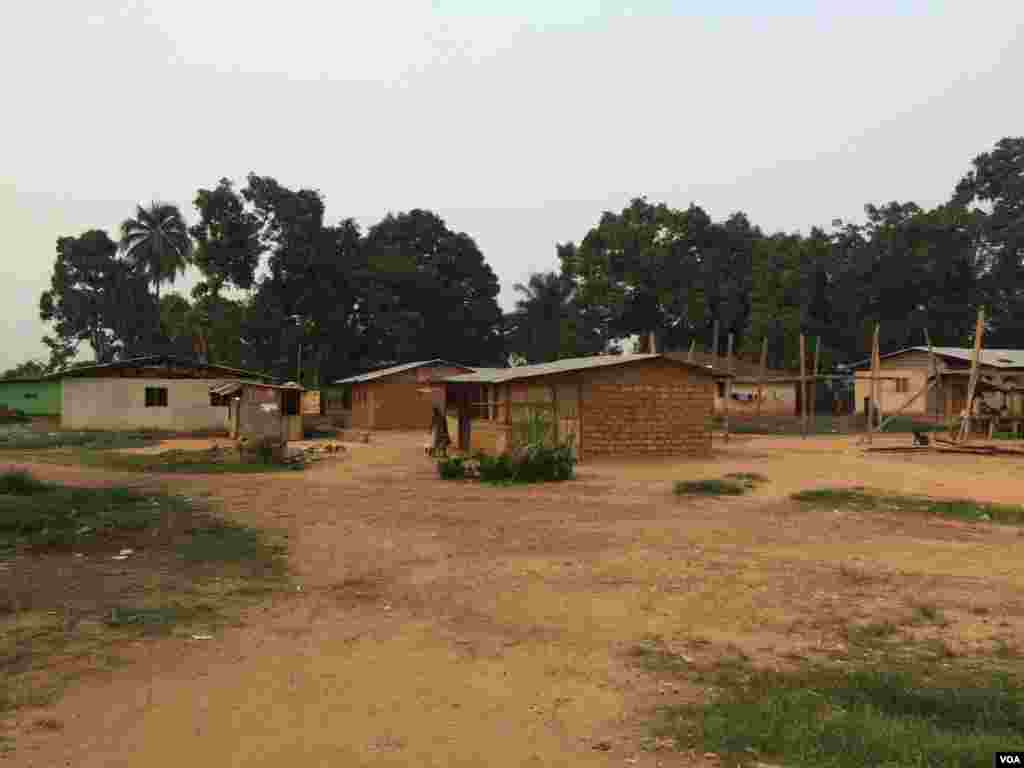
[336,360,482,430]
[441,353,729,460]
[52,355,276,432]
[851,347,1024,421]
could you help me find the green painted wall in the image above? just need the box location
[0,380,61,416]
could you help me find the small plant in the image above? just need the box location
[911,603,947,626]
[674,478,747,496]
[723,472,768,485]
[475,452,517,484]
[437,455,468,480]
[792,487,1024,526]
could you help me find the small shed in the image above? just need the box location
[211,381,304,442]
[335,360,479,430]
[441,353,729,460]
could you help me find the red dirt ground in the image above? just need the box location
[5,431,1024,767]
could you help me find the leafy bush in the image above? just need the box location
[674,479,747,496]
[437,455,468,479]
[475,452,517,484]
[514,441,576,482]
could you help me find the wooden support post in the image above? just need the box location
[810,336,821,434]
[724,333,734,443]
[868,324,880,444]
[687,339,696,363]
[959,307,986,443]
[577,377,584,460]
[712,319,720,361]
[550,383,559,444]
[649,330,657,354]
[799,334,807,439]
[757,337,767,418]
[924,329,940,425]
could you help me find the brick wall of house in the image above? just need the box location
[580,359,714,457]
[349,363,473,430]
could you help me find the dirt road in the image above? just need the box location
[7,433,1024,767]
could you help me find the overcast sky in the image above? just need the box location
[2,0,1022,369]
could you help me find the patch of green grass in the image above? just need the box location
[0,472,187,551]
[0,469,50,495]
[0,429,159,451]
[674,478,748,496]
[630,639,693,676]
[11,448,302,474]
[844,621,899,644]
[653,661,1024,768]
[911,603,948,626]
[177,519,287,572]
[723,472,768,485]
[791,487,1024,526]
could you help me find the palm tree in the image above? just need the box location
[119,202,193,301]
[508,272,578,364]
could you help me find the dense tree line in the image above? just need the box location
[25,137,1024,383]
[36,175,505,384]
[555,136,1024,369]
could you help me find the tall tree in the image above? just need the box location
[39,230,157,367]
[953,137,1024,344]
[119,202,193,301]
[363,209,505,366]
[240,174,376,383]
[505,271,607,363]
[190,179,263,295]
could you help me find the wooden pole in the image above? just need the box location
[577,377,584,460]
[811,336,821,434]
[757,337,767,418]
[959,307,985,443]
[868,324,880,445]
[687,339,696,363]
[924,329,940,425]
[649,331,657,355]
[712,319,720,361]
[724,333,734,443]
[799,334,807,439]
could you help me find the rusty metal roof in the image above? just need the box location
[442,353,730,384]
[334,359,476,384]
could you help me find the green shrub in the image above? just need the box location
[437,455,468,480]
[674,479,747,496]
[476,452,517,484]
[514,441,576,482]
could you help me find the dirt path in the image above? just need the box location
[7,433,1024,767]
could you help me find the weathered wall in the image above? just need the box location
[62,378,229,432]
[368,383,435,429]
[580,359,714,457]
[0,380,61,416]
[358,365,474,430]
[855,352,935,417]
[301,390,321,415]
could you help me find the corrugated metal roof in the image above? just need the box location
[850,347,1024,370]
[45,355,274,381]
[210,380,304,395]
[334,359,475,384]
[442,353,730,384]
